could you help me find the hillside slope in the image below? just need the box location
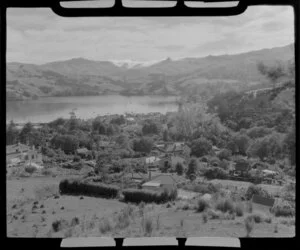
[6,43,294,100]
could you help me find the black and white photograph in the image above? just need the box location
[6,1,295,238]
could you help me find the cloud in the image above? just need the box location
[6,5,294,64]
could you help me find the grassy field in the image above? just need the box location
[7,175,295,238]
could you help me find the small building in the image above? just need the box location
[142,174,177,192]
[233,159,250,176]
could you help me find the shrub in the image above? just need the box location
[132,137,153,154]
[248,212,272,224]
[207,209,223,220]
[215,198,235,214]
[175,162,184,175]
[99,218,113,234]
[186,158,199,180]
[190,137,213,157]
[70,217,80,227]
[73,155,81,162]
[235,202,244,217]
[59,178,119,198]
[143,217,153,236]
[203,167,228,180]
[217,149,232,160]
[52,219,69,232]
[41,168,53,176]
[115,209,130,230]
[202,212,208,223]
[24,165,37,174]
[245,184,272,200]
[271,200,295,217]
[122,188,177,204]
[244,215,254,237]
[196,198,210,212]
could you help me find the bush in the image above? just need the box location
[235,202,244,216]
[215,198,235,214]
[52,219,69,232]
[73,155,81,162]
[186,158,199,180]
[271,200,295,217]
[132,137,153,154]
[115,208,131,230]
[59,178,119,198]
[196,198,210,212]
[41,168,53,176]
[203,167,228,180]
[122,188,177,204]
[187,182,220,194]
[217,149,232,160]
[99,218,113,234]
[245,184,272,200]
[190,137,213,157]
[244,215,254,237]
[143,217,153,236]
[202,212,208,223]
[175,162,184,175]
[24,165,37,174]
[248,212,272,224]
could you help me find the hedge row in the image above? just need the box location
[122,188,177,204]
[59,178,119,198]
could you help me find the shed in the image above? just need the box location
[142,174,177,192]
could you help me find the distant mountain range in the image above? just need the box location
[6,43,294,101]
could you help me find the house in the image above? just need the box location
[154,142,190,157]
[142,174,177,192]
[145,156,162,172]
[6,143,42,167]
[164,155,186,169]
[233,159,250,175]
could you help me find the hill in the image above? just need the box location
[6,43,294,101]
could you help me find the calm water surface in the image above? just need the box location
[6,95,179,123]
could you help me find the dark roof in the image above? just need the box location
[148,174,177,185]
[252,195,275,207]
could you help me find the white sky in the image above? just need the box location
[7,5,294,64]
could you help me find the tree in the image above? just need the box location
[19,122,34,145]
[49,117,66,128]
[247,132,284,161]
[175,162,184,175]
[228,133,251,155]
[6,120,19,145]
[163,129,169,141]
[50,134,79,154]
[190,137,213,157]
[284,127,295,165]
[257,61,285,85]
[217,149,232,161]
[116,134,130,148]
[172,103,212,140]
[95,155,109,180]
[132,137,153,154]
[162,160,171,173]
[186,158,198,180]
[142,121,159,135]
[110,115,125,125]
